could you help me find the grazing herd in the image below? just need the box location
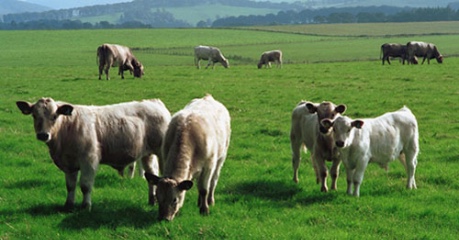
[16,40,428,221]
[380,41,443,65]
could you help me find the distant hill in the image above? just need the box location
[0,0,51,15]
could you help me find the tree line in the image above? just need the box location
[212,6,459,27]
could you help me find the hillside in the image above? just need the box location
[0,0,50,15]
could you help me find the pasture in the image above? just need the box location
[1,23,459,239]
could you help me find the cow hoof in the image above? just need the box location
[81,202,92,212]
[200,207,209,216]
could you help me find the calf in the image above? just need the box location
[257,50,282,69]
[321,106,419,196]
[290,101,346,192]
[145,94,231,221]
[16,98,171,210]
[97,43,144,80]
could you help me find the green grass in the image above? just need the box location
[1,23,459,239]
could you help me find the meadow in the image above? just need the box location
[1,23,459,239]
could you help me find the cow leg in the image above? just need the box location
[314,155,328,192]
[404,149,418,190]
[208,155,226,206]
[64,171,78,211]
[142,155,159,205]
[79,162,97,211]
[195,58,200,69]
[205,59,212,69]
[197,164,215,215]
[98,64,104,80]
[127,161,136,179]
[104,66,110,80]
[290,131,302,183]
[329,158,341,191]
[352,160,369,197]
[119,66,125,79]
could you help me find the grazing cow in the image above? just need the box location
[257,50,282,69]
[145,94,231,221]
[97,43,144,80]
[406,41,443,64]
[380,43,409,65]
[321,106,419,197]
[16,98,171,210]
[290,101,346,192]
[194,45,229,69]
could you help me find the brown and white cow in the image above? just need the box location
[380,43,409,65]
[406,41,443,64]
[16,98,171,211]
[257,50,282,69]
[145,94,231,221]
[290,101,346,192]
[194,45,229,69]
[97,43,144,80]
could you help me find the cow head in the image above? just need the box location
[16,98,73,142]
[257,61,264,69]
[306,101,346,134]
[321,116,364,148]
[436,55,443,64]
[132,59,144,78]
[220,58,229,68]
[145,173,193,221]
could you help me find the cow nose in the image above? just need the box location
[335,141,344,148]
[36,133,50,142]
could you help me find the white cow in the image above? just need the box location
[321,106,419,197]
[194,45,229,69]
[145,94,231,221]
[290,101,346,192]
[16,98,171,210]
[406,41,443,65]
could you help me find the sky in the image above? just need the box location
[21,0,452,10]
[22,0,303,10]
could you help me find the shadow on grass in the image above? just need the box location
[26,200,160,230]
[225,179,337,206]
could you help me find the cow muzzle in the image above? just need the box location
[36,133,50,142]
[335,141,345,148]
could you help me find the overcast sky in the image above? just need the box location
[23,0,300,10]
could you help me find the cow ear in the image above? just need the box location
[16,101,33,115]
[57,104,73,116]
[144,172,161,185]
[178,180,193,191]
[352,120,364,129]
[305,103,317,114]
[335,104,346,114]
[320,119,334,130]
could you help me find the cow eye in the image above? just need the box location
[172,198,178,206]
[51,114,58,121]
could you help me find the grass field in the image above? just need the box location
[1,23,459,239]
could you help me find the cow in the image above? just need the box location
[380,43,409,65]
[145,94,231,221]
[406,41,443,64]
[320,106,419,197]
[97,43,144,80]
[194,45,229,69]
[290,101,346,192]
[257,50,282,69]
[16,97,171,211]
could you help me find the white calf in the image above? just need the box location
[321,106,419,196]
